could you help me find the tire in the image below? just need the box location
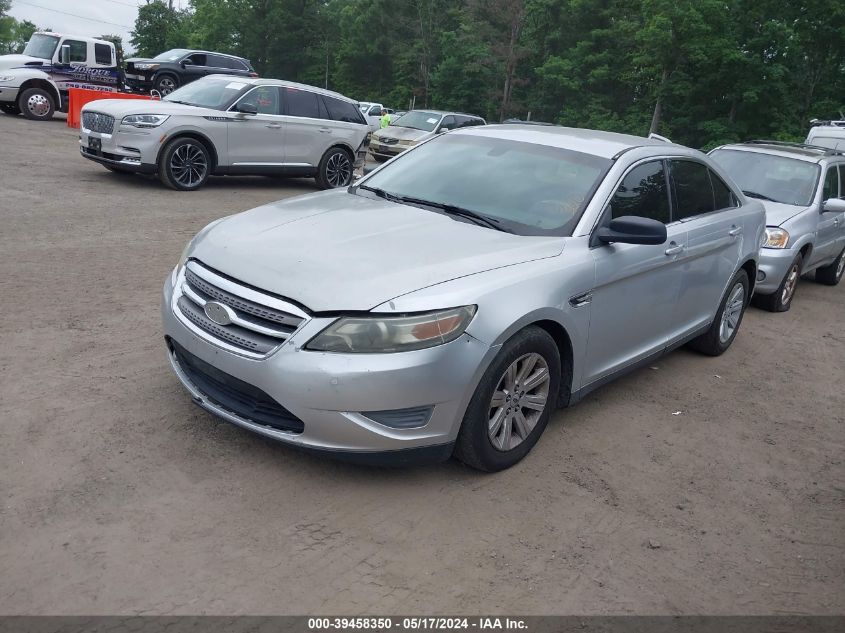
[18,87,55,120]
[315,147,354,189]
[154,73,179,96]
[158,137,211,191]
[454,326,561,472]
[0,103,20,116]
[753,252,803,312]
[688,269,749,356]
[815,247,845,286]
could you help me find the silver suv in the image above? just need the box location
[162,126,764,471]
[710,141,845,311]
[79,76,370,190]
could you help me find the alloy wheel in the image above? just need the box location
[782,262,800,306]
[158,77,176,95]
[719,282,745,343]
[169,144,208,188]
[325,151,352,187]
[488,353,550,452]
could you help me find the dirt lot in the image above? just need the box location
[0,113,842,616]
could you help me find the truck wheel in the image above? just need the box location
[0,103,21,116]
[18,87,55,120]
[154,74,179,96]
[753,252,802,312]
[815,247,845,286]
[158,137,211,191]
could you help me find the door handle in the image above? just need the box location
[729,226,743,237]
[664,243,684,256]
[265,123,282,129]
[319,127,332,134]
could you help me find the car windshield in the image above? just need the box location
[391,111,442,132]
[360,133,610,235]
[163,76,250,110]
[154,49,191,62]
[710,149,821,206]
[23,34,59,59]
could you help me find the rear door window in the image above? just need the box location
[284,88,321,118]
[839,166,845,198]
[611,160,671,224]
[670,160,715,220]
[709,170,738,211]
[323,96,364,124]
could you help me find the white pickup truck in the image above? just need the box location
[0,32,120,120]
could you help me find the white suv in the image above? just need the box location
[79,76,370,190]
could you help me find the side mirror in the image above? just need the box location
[822,198,845,213]
[59,45,70,65]
[596,216,668,246]
[235,102,258,116]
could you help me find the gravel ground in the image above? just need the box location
[0,113,843,615]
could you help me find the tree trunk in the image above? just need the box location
[649,68,669,135]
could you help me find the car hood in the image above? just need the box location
[759,200,808,226]
[190,189,565,312]
[0,54,47,70]
[125,57,156,64]
[374,126,430,142]
[82,98,216,117]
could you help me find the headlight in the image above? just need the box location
[763,226,789,249]
[134,63,159,70]
[307,306,477,353]
[122,114,169,128]
[0,75,14,82]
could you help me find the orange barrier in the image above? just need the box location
[67,88,155,128]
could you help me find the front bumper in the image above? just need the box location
[79,122,160,173]
[161,266,495,462]
[369,141,412,160]
[756,247,798,294]
[123,74,154,93]
[0,86,20,103]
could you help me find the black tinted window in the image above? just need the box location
[671,160,715,219]
[323,96,364,124]
[440,115,456,130]
[94,43,111,65]
[823,167,839,200]
[65,40,87,63]
[185,53,206,66]
[709,170,737,210]
[839,167,845,198]
[284,88,320,118]
[611,161,671,223]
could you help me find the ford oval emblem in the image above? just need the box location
[204,301,235,326]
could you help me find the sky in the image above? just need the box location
[7,0,187,54]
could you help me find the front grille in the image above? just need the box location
[82,111,115,134]
[170,339,304,434]
[175,261,307,357]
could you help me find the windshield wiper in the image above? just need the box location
[742,190,777,202]
[395,195,511,233]
[358,184,402,202]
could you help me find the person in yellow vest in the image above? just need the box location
[380,109,391,129]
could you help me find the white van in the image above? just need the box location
[806,120,845,150]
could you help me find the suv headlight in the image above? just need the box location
[134,63,159,70]
[122,114,169,128]
[0,75,14,82]
[763,226,789,249]
[306,306,477,353]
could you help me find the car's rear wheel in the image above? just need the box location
[688,269,749,356]
[0,103,21,116]
[815,247,845,286]
[316,147,353,189]
[754,252,802,312]
[154,74,179,96]
[158,137,211,191]
[454,326,561,472]
[18,87,55,120]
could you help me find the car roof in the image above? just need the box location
[406,109,484,118]
[185,50,249,61]
[205,75,358,105]
[714,141,844,163]
[454,124,686,159]
[37,32,110,44]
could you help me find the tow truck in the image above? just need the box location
[0,32,120,120]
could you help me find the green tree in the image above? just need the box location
[131,0,190,57]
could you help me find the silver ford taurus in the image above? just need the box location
[162,125,765,471]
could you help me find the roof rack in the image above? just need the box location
[742,140,844,156]
[810,119,845,128]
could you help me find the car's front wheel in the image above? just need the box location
[18,87,55,120]
[154,74,179,96]
[455,326,561,472]
[815,247,845,286]
[158,137,211,191]
[754,252,802,312]
[316,147,354,189]
[688,269,749,356]
[0,103,21,116]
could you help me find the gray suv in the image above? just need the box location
[710,141,845,311]
[162,126,764,471]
